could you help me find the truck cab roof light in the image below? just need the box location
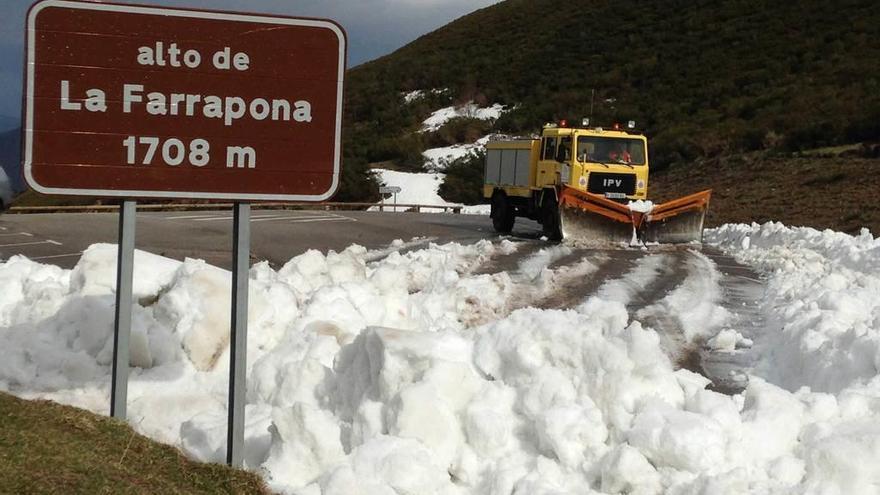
[627,120,636,129]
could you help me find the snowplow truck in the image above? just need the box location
[483,122,711,243]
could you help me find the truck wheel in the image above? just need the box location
[542,196,563,241]
[491,193,515,233]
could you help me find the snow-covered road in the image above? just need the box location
[1,222,879,494]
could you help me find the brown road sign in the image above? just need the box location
[24,0,346,201]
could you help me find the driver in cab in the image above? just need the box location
[608,143,632,164]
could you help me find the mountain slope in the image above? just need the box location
[344,0,880,169]
[0,129,23,193]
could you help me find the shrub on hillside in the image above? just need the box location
[425,117,494,148]
[334,155,380,203]
[438,152,485,205]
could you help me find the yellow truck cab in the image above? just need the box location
[483,120,650,239]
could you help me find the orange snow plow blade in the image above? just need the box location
[642,190,712,244]
[558,187,711,244]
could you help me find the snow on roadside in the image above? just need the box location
[421,102,506,133]
[707,223,880,393]
[371,168,489,215]
[1,223,879,494]
[369,168,451,210]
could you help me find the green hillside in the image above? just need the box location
[343,0,880,202]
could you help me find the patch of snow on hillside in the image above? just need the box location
[422,135,491,171]
[371,168,489,215]
[2,223,880,493]
[370,169,451,211]
[422,143,480,171]
[402,88,448,104]
[421,102,506,132]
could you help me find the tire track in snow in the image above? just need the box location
[472,240,547,276]
[463,240,764,393]
[623,250,690,313]
[632,250,729,371]
[538,250,650,310]
[530,252,612,310]
[457,241,577,328]
[469,243,612,319]
[697,248,766,393]
[558,247,751,393]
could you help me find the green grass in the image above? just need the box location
[0,392,269,495]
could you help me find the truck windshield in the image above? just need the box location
[576,137,646,165]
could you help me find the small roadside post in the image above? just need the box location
[24,0,346,467]
[379,185,402,212]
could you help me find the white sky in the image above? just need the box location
[0,0,502,125]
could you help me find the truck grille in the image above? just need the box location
[587,173,636,196]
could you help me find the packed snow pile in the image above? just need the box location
[627,199,655,214]
[1,223,879,494]
[707,223,880,393]
[421,102,506,133]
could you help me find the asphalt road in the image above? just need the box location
[0,209,542,269]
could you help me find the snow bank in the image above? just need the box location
[421,102,506,132]
[1,223,880,494]
[707,223,880,393]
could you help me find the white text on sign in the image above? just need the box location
[56,40,317,171]
[123,137,256,169]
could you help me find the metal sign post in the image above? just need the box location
[25,0,346,468]
[227,202,250,467]
[110,200,136,419]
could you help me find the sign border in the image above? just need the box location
[24,0,346,202]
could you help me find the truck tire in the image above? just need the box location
[542,196,563,241]
[491,193,515,233]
